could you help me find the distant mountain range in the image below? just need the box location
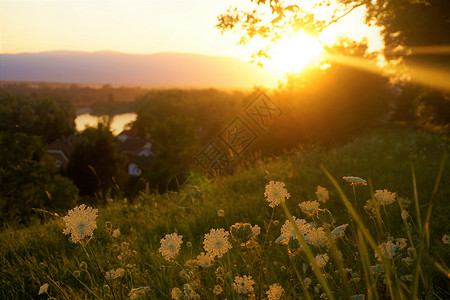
[0,51,279,88]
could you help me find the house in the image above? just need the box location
[117,128,153,176]
[47,135,84,171]
[48,129,153,176]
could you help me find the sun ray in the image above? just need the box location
[327,53,450,92]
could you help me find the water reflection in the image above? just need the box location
[75,113,137,135]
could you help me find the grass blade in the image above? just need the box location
[321,165,397,299]
[280,202,335,300]
[412,150,447,296]
[411,165,422,234]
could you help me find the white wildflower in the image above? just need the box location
[105,268,125,280]
[364,198,377,215]
[196,252,214,268]
[331,224,349,238]
[38,283,49,295]
[266,283,284,300]
[374,189,396,205]
[299,200,320,215]
[343,176,367,186]
[203,228,232,258]
[304,227,327,246]
[129,286,151,299]
[159,233,183,261]
[314,253,329,268]
[375,240,397,261]
[252,225,261,237]
[171,287,183,300]
[264,181,290,208]
[276,217,310,244]
[62,204,98,244]
[232,275,255,294]
[395,238,408,250]
[183,283,199,299]
[316,186,329,203]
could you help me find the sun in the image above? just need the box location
[264,31,325,75]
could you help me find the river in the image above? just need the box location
[75,113,137,135]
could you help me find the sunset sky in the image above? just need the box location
[1,0,384,71]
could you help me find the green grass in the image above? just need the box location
[1,125,449,299]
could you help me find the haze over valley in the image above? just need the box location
[0,51,278,88]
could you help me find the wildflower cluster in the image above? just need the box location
[158,181,366,298]
[364,188,397,214]
[105,268,125,280]
[51,169,447,299]
[375,237,408,261]
[105,221,121,239]
[275,183,348,252]
[230,222,259,244]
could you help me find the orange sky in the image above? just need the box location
[1,0,384,69]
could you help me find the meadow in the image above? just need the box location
[1,126,449,299]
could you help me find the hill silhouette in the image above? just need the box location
[0,51,279,88]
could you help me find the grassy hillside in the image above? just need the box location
[1,126,449,299]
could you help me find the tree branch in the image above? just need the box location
[324,3,365,29]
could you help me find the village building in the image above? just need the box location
[117,128,153,176]
[47,135,84,171]
[47,127,152,176]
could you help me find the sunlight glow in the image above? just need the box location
[263,32,325,74]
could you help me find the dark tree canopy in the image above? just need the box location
[141,115,200,192]
[0,132,78,225]
[0,90,76,143]
[134,89,243,141]
[67,120,127,199]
